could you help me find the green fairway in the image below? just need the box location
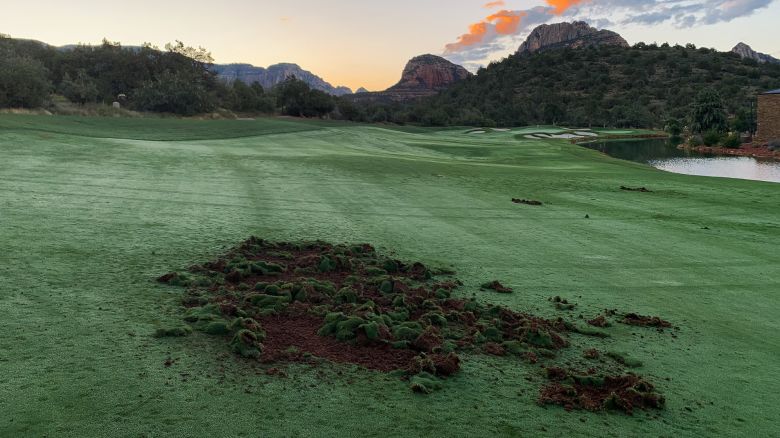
[1,115,778,437]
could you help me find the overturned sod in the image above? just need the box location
[157,237,668,413]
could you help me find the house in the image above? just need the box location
[756,89,780,144]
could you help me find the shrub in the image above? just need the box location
[0,55,52,108]
[702,130,722,147]
[132,71,216,115]
[688,135,703,147]
[59,70,99,105]
[722,134,741,149]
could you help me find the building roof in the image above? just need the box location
[762,89,780,95]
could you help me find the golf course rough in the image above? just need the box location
[0,115,778,437]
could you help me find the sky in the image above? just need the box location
[1,0,778,91]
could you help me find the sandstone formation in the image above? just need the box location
[350,54,471,102]
[212,63,353,96]
[731,43,780,64]
[517,21,628,55]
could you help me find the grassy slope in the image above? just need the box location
[0,115,777,437]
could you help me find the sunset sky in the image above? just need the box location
[1,0,778,91]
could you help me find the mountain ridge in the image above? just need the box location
[517,21,629,55]
[211,62,353,96]
[731,42,779,64]
[349,54,471,102]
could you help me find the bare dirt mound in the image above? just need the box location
[539,368,665,414]
[621,313,672,329]
[156,237,669,415]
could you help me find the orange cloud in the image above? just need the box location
[446,0,587,53]
[445,22,489,52]
[484,1,505,8]
[487,10,526,35]
[545,0,587,15]
[445,9,527,52]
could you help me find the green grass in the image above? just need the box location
[1,115,778,437]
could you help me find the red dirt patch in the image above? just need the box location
[539,371,665,414]
[621,313,672,329]
[684,144,780,159]
[483,342,506,356]
[156,237,669,411]
[260,310,417,372]
[583,349,600,359]
[587,315,609,328]
[481,280,513,293]
[157,272,178,283]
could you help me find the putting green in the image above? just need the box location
[0,115,777,437]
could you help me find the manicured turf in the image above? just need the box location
[1,115,778,437]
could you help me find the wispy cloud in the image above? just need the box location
[484,1,506,8]
[546,0,588,15]
[444,0,775,68]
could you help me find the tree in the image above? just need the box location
[0,55,51,108]
[275,77,334,118]
[665,118,682,136]
[59,70,99,104]
[690,88,727,133]
[132,71,215,115]
[730,107,754,134]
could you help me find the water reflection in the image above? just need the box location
[584,138,780,183]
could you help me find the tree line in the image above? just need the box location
[0,36,334,117]
[342,43,780,132]
[2,34,779,134]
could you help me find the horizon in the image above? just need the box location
[1,0,779,91]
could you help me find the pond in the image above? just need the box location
[583,138,780,183]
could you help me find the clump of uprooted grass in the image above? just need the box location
[606,351,643,368]
[155,237,666,414]
[539,367,664,414]
[550,296,577,311]
[621,313,672,330]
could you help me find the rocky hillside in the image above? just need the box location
[731,43,779,64]
[212,63,353,96]
[415,39,780,128]
[349,54,471,102]
[517,21,628,55]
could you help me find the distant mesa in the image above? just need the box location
[349,54,471,102]
[211,63,353,96]
[517,21,629,55]
[355,87,370,94]
[731,42,780,64]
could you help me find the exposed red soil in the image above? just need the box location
[157,237,668,411]
[583,349,600,359]
[160,238,569,374]
[483,342,506,356]
[512,198,543,206]
[571,133,669,146]
[587,315,609,328]
[539,369,665,414]
[682,144,780,159]
[260,309,418,372]
[157,272,178,283]
[481,280,514,293]
[621,313,672,329]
